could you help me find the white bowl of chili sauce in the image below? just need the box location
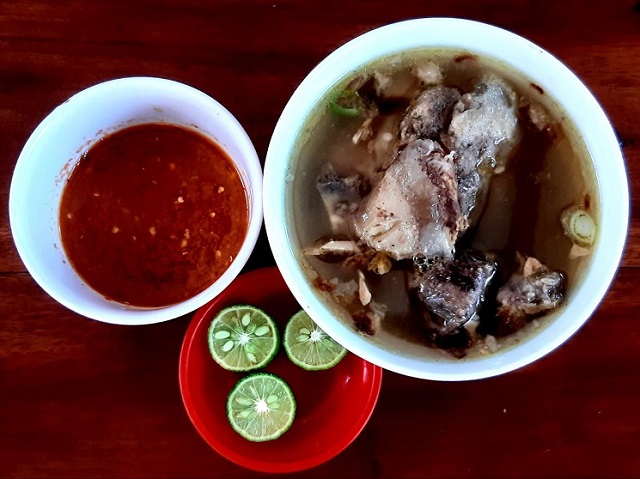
[9,77,263,325]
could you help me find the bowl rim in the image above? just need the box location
[263,18,629,380]
[178,266,384,473]
[9,76,264,325]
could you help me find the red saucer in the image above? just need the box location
[178,266,383,473]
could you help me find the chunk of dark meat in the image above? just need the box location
[352,299,388,336]
[487,257,565,337]
[410,254,497,335]
[316,165,365,236]
[353,309,381,336]
[399,86,461,144]
[353,139,467,260]
[426,326,472,358]
[444,74,521,217]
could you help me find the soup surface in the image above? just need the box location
[60,123,248,307]
[290,49,598,358]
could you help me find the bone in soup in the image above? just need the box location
[290,50,598,358]
[60,123,248,308]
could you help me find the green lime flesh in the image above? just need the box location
[226,372,296,442]
[208,304,279,372]
[283,310,347,371]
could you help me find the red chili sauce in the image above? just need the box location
[59,123,249,308]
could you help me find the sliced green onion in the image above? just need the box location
[328,90,363,117]
[561,206,596,247]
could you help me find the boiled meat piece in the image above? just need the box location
[399,86,461,144]
[446,74,521,215]
[488,256,565,336]
[449,74,520,170]
[353,308,380,336]
[413,61,444,86]
[410,254,497,335]
[353,139,466,261]
[316,165,364,236]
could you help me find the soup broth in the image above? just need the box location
[289,49,598,359]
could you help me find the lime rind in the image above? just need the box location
[284,310,347,371]
[208,305,279,372]
[226,372,296,442]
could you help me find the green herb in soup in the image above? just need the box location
[291,50,598,358]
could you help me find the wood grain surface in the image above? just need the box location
[1,1,639,478]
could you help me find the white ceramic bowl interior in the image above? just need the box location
[10,77,263,325]
[264,18,629,380]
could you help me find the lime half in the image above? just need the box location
[207,305,279,372]
[283,310,347,371]
[226,372,296,442]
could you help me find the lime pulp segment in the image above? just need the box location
[208,304,279,372]
[284,310,347,371]
[226,372,296,442]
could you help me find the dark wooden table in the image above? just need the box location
[2,1,639,477]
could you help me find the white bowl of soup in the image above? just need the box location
[263,18,629,380]
[10,77,263,325]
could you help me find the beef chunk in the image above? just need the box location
[410,254,497,335]
[413,61,444,86]
[353,309,381,336]
[353,139,467,260]
[316,165,365,236]
[489,257,565,336]
[352,300,388,336]
[399,86,461,144]
[427,327,472,358]
[445,74,521,216]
